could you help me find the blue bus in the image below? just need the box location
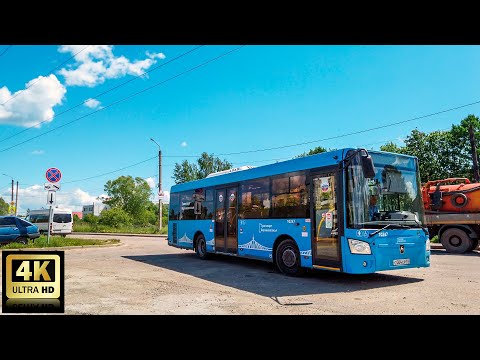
[167,148,430,275]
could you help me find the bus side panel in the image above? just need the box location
[237,219,312,267]
[170,220,214,251]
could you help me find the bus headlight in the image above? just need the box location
[348,239,371,255]
[426,239,431,251]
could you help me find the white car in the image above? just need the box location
[26,208,73,236]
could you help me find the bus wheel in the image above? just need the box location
[275,239,304,276]
[195,235,209,260]
[440,228,472,254]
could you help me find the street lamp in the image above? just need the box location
[150,138,163,232]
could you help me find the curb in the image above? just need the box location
[71,232,167,238]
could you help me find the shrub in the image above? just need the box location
[99,208,132,227]
[83,214,99,224]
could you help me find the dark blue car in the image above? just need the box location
[0,216,40,245]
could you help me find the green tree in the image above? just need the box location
[0,197,8,215]
[295,146,328,158]
[172,160,199,184]
[99,208,132,227]
[379,142,405,153]
[103,176,153,219]
[450,114,480,181]
[380,128,472,183]
[172,152,232,184]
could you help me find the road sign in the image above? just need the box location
[10,201,14,205]
[8,205,15,214]
[47,190,56,205]
[44,182,61,191]
[46,167,62,183]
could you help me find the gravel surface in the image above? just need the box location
[1,234,478,315]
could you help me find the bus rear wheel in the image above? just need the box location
[440,228,472,254]
[195,235,209,260]
[275,239,304,276]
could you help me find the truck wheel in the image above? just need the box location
[469,239,479,252]
[440,228,472,254]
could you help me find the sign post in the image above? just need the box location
[45,168,62,245]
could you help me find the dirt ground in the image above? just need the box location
[1,234,478,315]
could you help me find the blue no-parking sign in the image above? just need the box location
[46,167,62,183]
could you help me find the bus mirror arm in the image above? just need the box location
[341,148,376,178]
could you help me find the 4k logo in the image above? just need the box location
[2,251,64,313]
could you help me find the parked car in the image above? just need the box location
[26,208,73,236]
[0,216,40,245]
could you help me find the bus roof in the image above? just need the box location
[171,148,350,193]
[171,148,419,193]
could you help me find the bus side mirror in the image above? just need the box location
[361,154,376,178]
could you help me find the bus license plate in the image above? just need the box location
[393,258,410,266]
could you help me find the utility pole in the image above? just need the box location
[151,138,162,232]
[468,124,480,182]
[2,174,14,214]
[15,181,18,216]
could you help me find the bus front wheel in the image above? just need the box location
[195,235,209,260]
[275,239,304,276]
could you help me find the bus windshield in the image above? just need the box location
[346,151,425,229]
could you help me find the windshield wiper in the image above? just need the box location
[368,223,409,238]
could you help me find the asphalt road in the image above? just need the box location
[1,234,478,315]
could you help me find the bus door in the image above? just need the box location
[311,174,341,270]
[215,187,238,254]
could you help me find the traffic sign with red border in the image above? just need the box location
[46,168,62,183]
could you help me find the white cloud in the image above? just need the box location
[0,75,66,127]
[84,98,101,109]
[3,181,171,215]
[3,184,104,214]
[58,45,166,87]
[145,177,156,189]
[180,141,188,147]
[31,150,45,155]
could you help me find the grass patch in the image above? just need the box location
[1,235,120,249]
[73,222,167,235]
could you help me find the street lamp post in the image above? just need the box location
[150,138,162,232]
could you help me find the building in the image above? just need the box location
[82,203,108,217]
[72,211,83,219]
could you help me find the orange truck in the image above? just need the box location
[422,178,480,253]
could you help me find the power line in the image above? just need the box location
[64,155,290,186]
[0,45,90,107]
[0,45,204,144]
[0,46,244,153]
[356,126,452,149]
[212,100,480,156]
[0,45,12,58]
[63,156,158,184]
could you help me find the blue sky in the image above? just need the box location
[1,45,480,213]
